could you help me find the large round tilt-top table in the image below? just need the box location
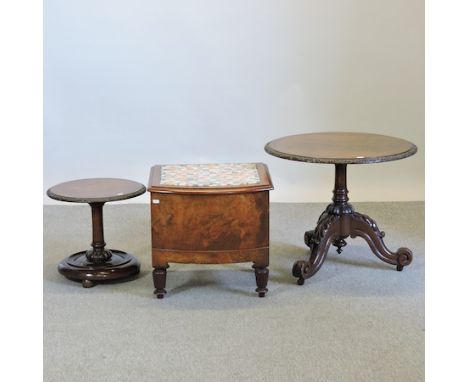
[264,132,417,285]
[47,178,146,287]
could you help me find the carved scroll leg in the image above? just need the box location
[153,265,169,299]
[304,230,314,247]
[294,215,341,285]
[304,209,331,247]
[252,263,269,298]
[350,213,413,271]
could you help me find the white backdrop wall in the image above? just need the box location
[44,0,424,204]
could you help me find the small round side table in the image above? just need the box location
[47,178,146,288]
[265,132,417,285]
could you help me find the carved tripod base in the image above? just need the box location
[292,164,413,285]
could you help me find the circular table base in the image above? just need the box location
[58,249,140,287]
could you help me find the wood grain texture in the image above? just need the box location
[47,178,146,203]
[265,132,417,164]
[152,247,269,266]
[151,192,269,252]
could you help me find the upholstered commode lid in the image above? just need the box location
[148,163,273,194]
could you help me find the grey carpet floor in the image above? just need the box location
[44,202,424,382]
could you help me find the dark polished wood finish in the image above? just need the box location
[47,178,146,203]
[264,133,417,285]
[265,132,417,164]
[148,163,273,298]
[47,178,146,287]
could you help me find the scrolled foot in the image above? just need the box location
[292,260,306,279]
[292,260,312,285]
[396,247,412,271]
[351,213,413,270]
[82,279,95,288]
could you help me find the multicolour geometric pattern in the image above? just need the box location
[160,163,261,187]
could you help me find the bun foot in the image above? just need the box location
[396,264,404,271]
[82,279,95,288]
[293,261,307,285]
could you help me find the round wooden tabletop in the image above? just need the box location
[264,132,417,164]
[47,178,146,203]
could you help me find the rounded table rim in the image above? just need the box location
[46,177,147,203]
[264,132,418,164]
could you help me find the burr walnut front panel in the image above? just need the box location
[151,191,269,252]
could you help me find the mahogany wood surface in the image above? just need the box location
[149,163,273,298]
[47,178,146,203]
[264,133,417,285]
[152,248,269,265]
[151,193,269,251]
[47,178,146,287]
[265,132,417,164]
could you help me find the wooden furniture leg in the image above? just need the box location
[253,263,269,298]
[293,214,341,285]
[86,202,112,264]
[153,266,168,299]
[349,212,413,271]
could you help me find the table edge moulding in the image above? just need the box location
[264,132,417,164]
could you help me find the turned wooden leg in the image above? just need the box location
[293,214,341,285]
[86,202,112,263]
[350,212,413,271]
[253,264,269,297]
[153,267,168,299]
